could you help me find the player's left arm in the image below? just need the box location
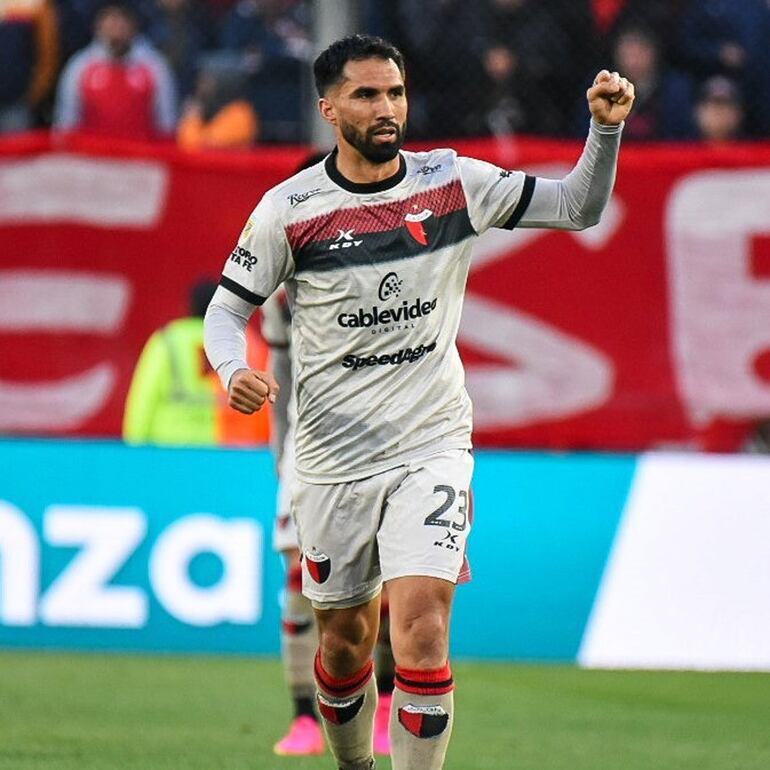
[519,70,635,231]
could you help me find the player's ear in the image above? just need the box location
[319,97,337,127]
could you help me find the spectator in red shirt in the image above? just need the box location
[53,2,177,141]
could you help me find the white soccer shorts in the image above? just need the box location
[292,448,473,609]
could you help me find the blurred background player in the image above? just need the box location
[123,279,270,446]
[262,274,395,758]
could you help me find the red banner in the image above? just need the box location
[2,132,769,450]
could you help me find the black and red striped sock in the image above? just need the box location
[391,663,455,769]
[314,651,377,769]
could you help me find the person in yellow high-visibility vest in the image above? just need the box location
[123,280,270,446]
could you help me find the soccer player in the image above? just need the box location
[204,34,634,770]
[263,286,395,757]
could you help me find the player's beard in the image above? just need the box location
[340,118,406,164]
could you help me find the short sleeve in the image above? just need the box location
[218,194,294,309]
[456,156,536,234]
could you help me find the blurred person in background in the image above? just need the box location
[383,0,487,138]
[204,33,634,770]
[693,75,746,143]
[177,59,259,150]
[53,1,177,140]
[549,0,679,90]
[144,0,216,100]
[575,24,696,140]
[679,0,770,135]
[219,0,310,142]
[582,0,679,60]
[0,0,59,132]
[123,279,270,447]
[262,190,396,756]
[478,0,587,136]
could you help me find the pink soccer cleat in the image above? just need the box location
[273,715,325,756]
[373,693,392,755]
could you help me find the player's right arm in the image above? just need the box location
[203,193,293,414]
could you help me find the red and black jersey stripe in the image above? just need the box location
[286,180,475,272]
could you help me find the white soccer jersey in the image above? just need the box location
[215,148,535,482]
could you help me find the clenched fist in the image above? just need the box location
[228,369,280,414]
[587,70,635,126]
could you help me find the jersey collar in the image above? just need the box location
[324,148,407,194]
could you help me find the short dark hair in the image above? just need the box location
[313,34,405,97]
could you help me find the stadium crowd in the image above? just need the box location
[2,0,770,146]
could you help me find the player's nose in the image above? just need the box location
[374,94,396,120]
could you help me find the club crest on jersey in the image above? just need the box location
[398,704,449,738]
[404,207,433,246]
[304,550,331,583]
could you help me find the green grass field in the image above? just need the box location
[0,652,768,770]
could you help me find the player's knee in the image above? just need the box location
[318,613,376,676]
[395,611,449,669]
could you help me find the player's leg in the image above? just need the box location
[373,587,394,755]
[378,449,473,770]
[314,597,381,769]
[274,545,324,756]
[386,576,455,770]
[294,469,400,769]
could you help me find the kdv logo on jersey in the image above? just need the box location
[329,229,363,250]
[337,272,438,333]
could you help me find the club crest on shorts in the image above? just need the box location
[304,549,331,584]
[398,703,449,738]
[404,207,433,246]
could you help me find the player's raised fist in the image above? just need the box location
[228,369,279,414]
[587,69,635,126]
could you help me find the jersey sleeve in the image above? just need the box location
[217,194,295,312]
[456,156,536,234]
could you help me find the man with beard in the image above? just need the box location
[204,34,634,770]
